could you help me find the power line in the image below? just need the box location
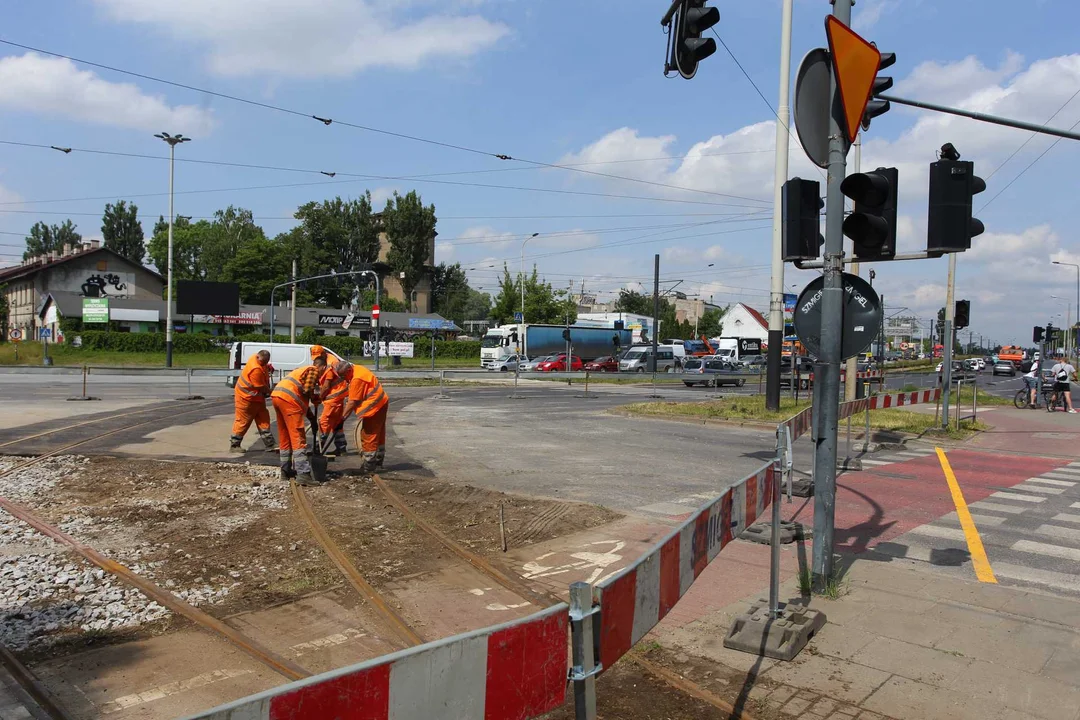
[977,114,1080,213]
[984,85,1080,181]
[0,39,772,205]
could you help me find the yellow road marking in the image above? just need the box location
[936,448,997,583]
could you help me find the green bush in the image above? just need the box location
[69,331,221,353]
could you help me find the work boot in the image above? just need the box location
[296,471,317,486]
[229,442,244,453]
[261,434,276,451]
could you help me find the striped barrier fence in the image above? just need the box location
[183,604,568,720]
[782,387,942,444]
[808,369,884,382]
[586,462,776,671]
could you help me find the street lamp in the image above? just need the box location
[1053,261,1080,358]
[1052,295,1072,358]
[520,233,539,325]
[155,131,191,367]
[270,270,381,369]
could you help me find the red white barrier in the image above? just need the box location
[866,387,940,410]
[591,463,775,669]
[808,369,884,382]
[782,388,941,443]
[184,604,568,720]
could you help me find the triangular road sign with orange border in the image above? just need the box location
[825,16,881,143]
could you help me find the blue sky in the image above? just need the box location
[1,0,1078,344]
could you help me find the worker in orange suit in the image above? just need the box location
[318,359,354,456]
[230,349,276,453]
[270,346,328,484]
[342,362,389,473]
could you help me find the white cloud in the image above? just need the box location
[369,187,399,208]
[93,0,509,78]
[852,0,898,32]
[894,52,1024,107]
[559,128,677,182]
[435,241,455,260]
[0,53,216,134]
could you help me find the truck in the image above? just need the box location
[709,336,764,364]
[480,323,633,367]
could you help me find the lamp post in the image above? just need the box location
[154,132,191,367]
[270,270,381,369]
[519,232,539,319]
[1051,295,1072,358]
[1053,261,1080,359]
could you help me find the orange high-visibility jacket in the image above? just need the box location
[235,354,270,401]
[347,365,388,419]
[271,366,321,411]
[320,365,354,405]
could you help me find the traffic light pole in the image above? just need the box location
[878,93,1080,143]
[941,252,957,428]
[765,0,794,413]
[845,138,861,402]
[811,0,852,589]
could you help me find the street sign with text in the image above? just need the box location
[82,298,109,323]
[793,273,881,360]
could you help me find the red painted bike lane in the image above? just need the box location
[783,449,1069,553]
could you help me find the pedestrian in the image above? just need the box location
[318,359,354,456]
[1022,352,1041,409]
[1049,355,1077,413]
[230,349,276,452]
[270,345,328,484]
[342,361,389,474]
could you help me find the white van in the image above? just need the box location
[226,342,344,387]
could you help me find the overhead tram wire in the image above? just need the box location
[0,39,772,206]
[0,207,764,221]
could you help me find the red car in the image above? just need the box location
[536,354,584,372]
[584,356,618,372]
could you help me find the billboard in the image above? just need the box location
[176,281,240,315]
[82,298,109,323]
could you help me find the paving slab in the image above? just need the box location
[862,675,1013,720]
[949,657,1080,720]
[850,635,972,688]
[759,652,892,705]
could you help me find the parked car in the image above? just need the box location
[992,360,1016,377]
[485,354,528,372]
[519,355,556,372]
[535,354,584,372]
[683,357,746,388]
[584,356,618,372]
[619,345,678,373]
[738,354,765,368]
[779,355,815,389]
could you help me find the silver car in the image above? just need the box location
[519,354,556,372]
[619,346,678,373]
[485,354,528,372]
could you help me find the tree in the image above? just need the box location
[614,289,652,316]
[23,220,81,260]
[147,218,209,283]
[382,191,436,312]
[101,200,145,264]
[220,237,290,305]
[697,307,726,338]
[291,194,380,307]
[489,265,575,325]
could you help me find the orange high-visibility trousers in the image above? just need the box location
[271,396,311,474]
[231,398,270,439]
[358,403,387,469]
[318,399,348,454]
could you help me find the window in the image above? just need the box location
[659,350,673,360]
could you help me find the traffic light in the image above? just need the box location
[861,52,896,131]
[841,167,898,260]
[1034,326,1045,343]
[1047,323,1058,342]
[781,178,823,261]
[955,300,970,330]
[673,1,720,79]
[927,156,986,254]
[562,328,571,342]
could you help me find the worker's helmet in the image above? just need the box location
[309,344,327,361]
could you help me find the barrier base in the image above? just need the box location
[66,396,100,402]
[723,600,826,661]
[741,520,803,545]
[789,477,813,497]
[838,457,862,472]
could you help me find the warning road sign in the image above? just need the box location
[825,16,881,143]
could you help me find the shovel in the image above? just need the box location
[308,415,329,484]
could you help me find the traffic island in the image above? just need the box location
[722,599,826,661]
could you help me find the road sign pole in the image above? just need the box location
[812,0,853,588]
[766,0,795,413]
[941,253,957,427]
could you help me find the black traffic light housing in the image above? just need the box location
[841,167,898,260]
[781,178,823,261]
[862,52,896,131]
[673,0,720,79]
[1047,323,1058,342]
[1034,326,1045,343]
[955,300,970,330]
[927,151,986,255]
[562,328,571,342]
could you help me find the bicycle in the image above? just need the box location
[1015,378,1044,409]
[1047,386,1068,412]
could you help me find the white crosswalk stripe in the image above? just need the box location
[1039,472,1080,481]
[1017,484,1066,495]
[859,459,891,466]
[1013,539,1080,562]
[1054,513,1080,524]
[1035,524,1080,542]
[910,525,967,541]
[991,563,1080,594]
[1029,477,1077,487]
[990,491,1046,503]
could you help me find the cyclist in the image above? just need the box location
[1049,356,1078,413]
[1022,352,1042,408]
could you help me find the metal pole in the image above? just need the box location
[845,137,862,402]
[652,254,660,374]
[878,93,1080,142]
[769,426,783,618]
[765,0,794,413]
[374,273,381,372]
[431,332,436,370]
[290,258,298,342]
[942,253,957,428]
[569,581,597,720]
[82,365,87,397]
[864,382,871,452]
[811,0,852,587]
[165,141,175,368]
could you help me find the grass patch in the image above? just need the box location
[622,395,812,423]
[0,343,227,367]
[816,573,849,600]
[953,383,1010,407]
[798,568,813,596]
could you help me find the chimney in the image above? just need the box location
[62,243,72,257]
[91,239,101,249]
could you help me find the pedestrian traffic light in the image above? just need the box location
[955,300,970,330]
[861,52,896,131]
[1034,326,1045,343]
[562,328,571,342]
[841,167,898,260]
[672,0,720,79]
[781,178,823,261]
[927,148,986,255]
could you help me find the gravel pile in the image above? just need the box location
[0,456,237,650]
